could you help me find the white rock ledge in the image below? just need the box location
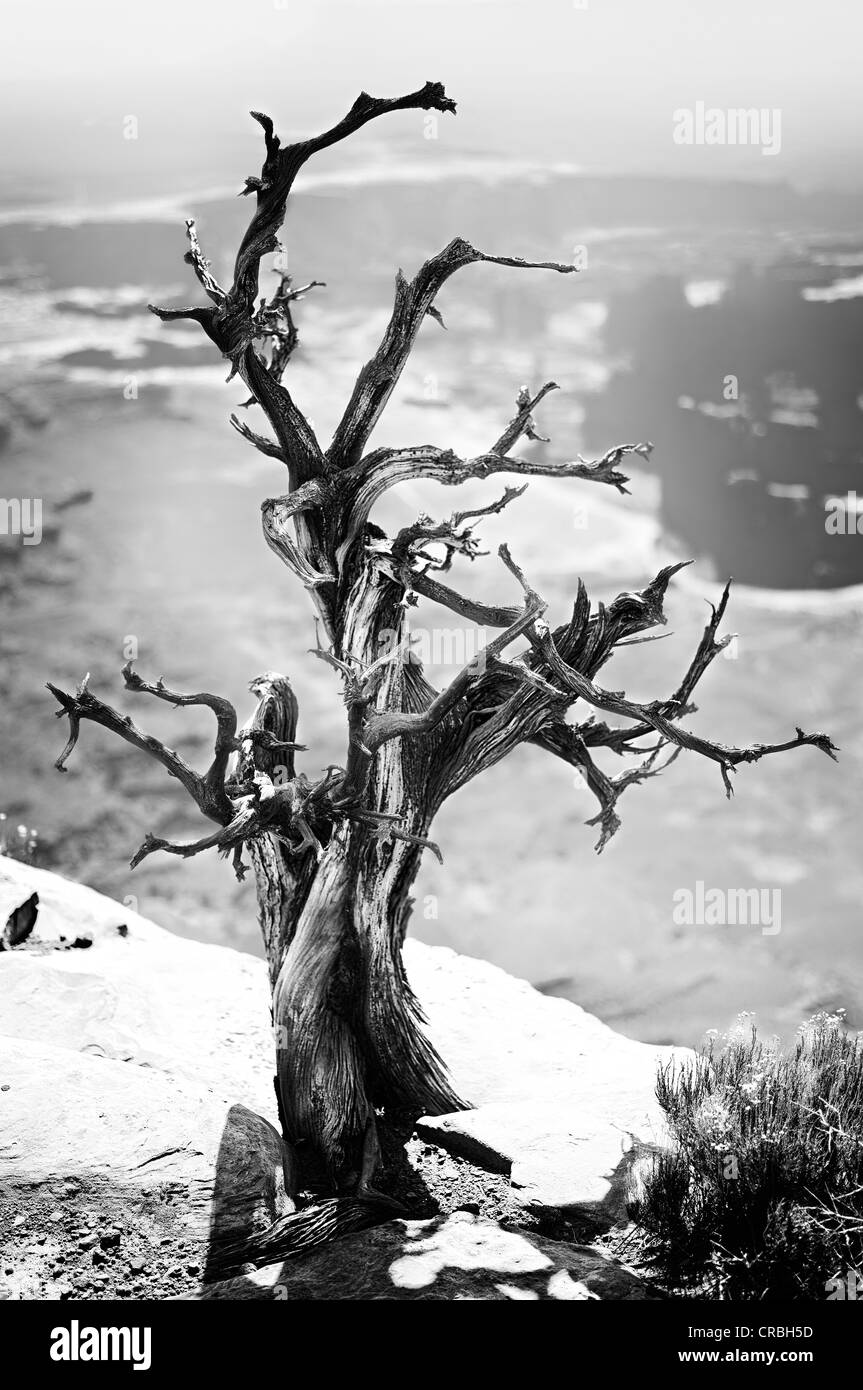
[409,942,684,1224]
[0,858,685,1299]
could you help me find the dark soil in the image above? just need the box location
[0,1124,613,1300]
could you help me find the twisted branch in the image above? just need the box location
[46,674,217,818]
[532,723,681,852]
[329,245,576,469]
[528,620,836,797]
[120,662,238,821]
[341,438,653,558]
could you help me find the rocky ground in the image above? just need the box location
[0,857,685,1300]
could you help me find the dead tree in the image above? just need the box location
[48,84,836,1233]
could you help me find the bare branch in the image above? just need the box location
[499,561,692,718]
[47,674,210,814]
[153,76,457,491]
[667,580,735,710]
[230,413,286,463]
[434,556,691,799]
[345,807,444,864]
[579,579,734,752]
[444,670,567,796]
[439,553,835,811]
[528,619,837,797]
[363,547,544,746]
[340,440,651,558]
[242,346,325,487]
[230,84,456,316]
[47,661,253,831]
[491,381,559,455]
[147,221,225,337]
[387,484,528,585]
[405,571,521,628]
[147,303,218,331]
[532,722,681,852]
[121,663,238,820]
[329,241,576,468]
[255,275,326,385]
[129,797,259,871]
[183,219,226,305]
[260,479,336,594]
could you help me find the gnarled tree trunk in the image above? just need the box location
[253,563,463,1190]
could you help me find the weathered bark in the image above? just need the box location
[262,556,464,1189]
[47,85,837,1238]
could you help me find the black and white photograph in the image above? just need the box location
[1,0,861,1354]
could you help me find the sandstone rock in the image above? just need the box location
[0,858,274,1116]
[181,1210,653,1301]
[0,1034,291,1300]
[414,1103,637,1228]
[405,942,684,1224]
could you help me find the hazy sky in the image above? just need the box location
[2,0,862,203]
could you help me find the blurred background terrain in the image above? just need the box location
[1,0,861,1047]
